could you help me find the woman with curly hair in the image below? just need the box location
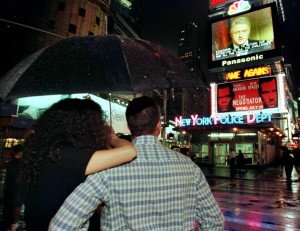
[20,98,137,230]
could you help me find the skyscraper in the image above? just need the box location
[108,0,142,38]
[169,22,210,119]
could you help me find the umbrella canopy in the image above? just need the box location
[279,146,289,152]
[0,35,205,100]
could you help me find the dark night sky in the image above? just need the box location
[140,0,300,91]
[0,0,299,91]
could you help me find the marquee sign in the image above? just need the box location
[225,66,272,81]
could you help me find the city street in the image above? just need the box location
[0,0,300,230]
[1,166,300,230]
[203,166,300,231]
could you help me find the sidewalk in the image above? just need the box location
[200,165,300,182]
[201,165,300,231]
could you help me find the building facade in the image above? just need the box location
[172,0,298,168]
[169,22,210,122]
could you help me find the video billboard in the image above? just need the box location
[208,3,281,72]
[214,76,282,114]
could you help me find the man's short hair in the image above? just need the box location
[218,83,235,97]
[230,16,251,31]
[126,96,160,136]
[258,77,276,95]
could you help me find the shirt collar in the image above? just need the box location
[233,40,249,49]
[133,135,158,145]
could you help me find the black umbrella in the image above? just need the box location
[0,34,205,100]
[279,146,288,151]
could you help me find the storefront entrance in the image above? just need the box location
[213,143,230,166]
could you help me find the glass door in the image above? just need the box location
[213,143,230,166]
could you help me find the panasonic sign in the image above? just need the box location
[222,54,264,67]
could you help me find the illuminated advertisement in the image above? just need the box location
[211,76,287,114]
[175,111,272,127]
[16,94,130,134]
[209,0,251,11]
[225,66,272,81]
[208,3,281,72]
[210,0,229,8]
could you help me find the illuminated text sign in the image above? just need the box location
[175,111,272,127]
[225,66,272,80]
[210,0,227,7]
[222,54,264,67]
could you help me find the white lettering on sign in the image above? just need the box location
[221,54,264,67]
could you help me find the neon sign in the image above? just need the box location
[175,111,272,127]
[228,0,251,15]
[210,0,227,7]
[225,67,272,81]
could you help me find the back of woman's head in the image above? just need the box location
[35,98,107,150]
[22,98,108,186]
[50,98,101,114]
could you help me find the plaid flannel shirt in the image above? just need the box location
[49,135,224,230]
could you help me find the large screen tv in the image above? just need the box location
[213,76,282,114]
[208,3,281,72]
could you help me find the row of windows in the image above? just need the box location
[48,20,97,35]
[58,3,87,18]
[57,3,100,21]
[58,2,100,23]
[69,24,95,35]
[50,2,102,34]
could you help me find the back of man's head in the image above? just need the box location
[126,96,160,137]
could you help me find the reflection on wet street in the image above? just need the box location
[1,167,299,230]
[205,167,300,231]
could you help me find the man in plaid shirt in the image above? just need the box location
[49,96,224,230]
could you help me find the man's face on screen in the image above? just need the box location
[230,23,250,46]
[218,86,233,112]
[259,79,278,108]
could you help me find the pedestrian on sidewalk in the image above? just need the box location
[236,150,247,173]
[229,148,236,173]
[280,146,294,183]
[2,144,26,231]
[292,147,300,180]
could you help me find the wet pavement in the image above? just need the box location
[0,166,299,230]
[201,166,300,231]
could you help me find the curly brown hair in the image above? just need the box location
[20,98,109,189]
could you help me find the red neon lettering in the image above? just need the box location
[211,0,227,7]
